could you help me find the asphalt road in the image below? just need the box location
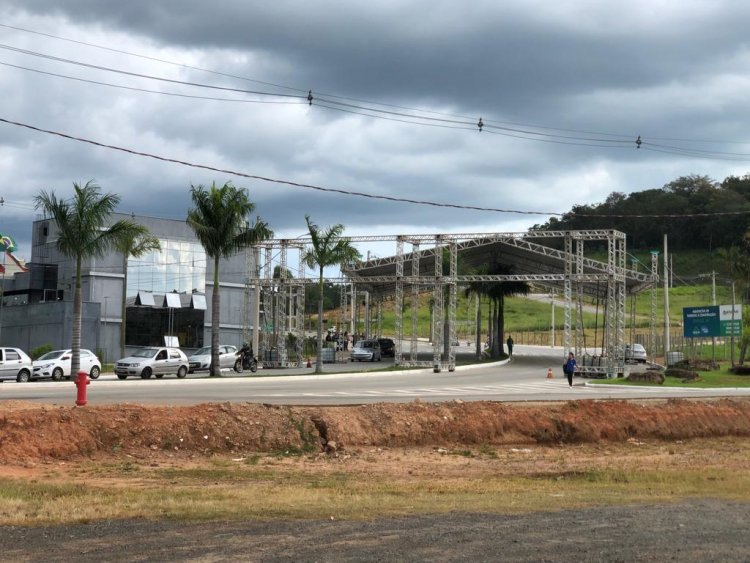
[3,345,750,406]
[2,500,749,562]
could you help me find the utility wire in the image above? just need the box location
[3,116,750,219]
[3,30,749,154]
[0,60,307,104]
[0,43,305,100]
[0,116,559,216]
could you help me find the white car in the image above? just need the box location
[0,347,33,382]
[115,347,189,380]
[188,345,237,373]
[625,343,648,363]
[33,349,102,381]
[350,339,382,362]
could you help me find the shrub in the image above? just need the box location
[30,344,54,360]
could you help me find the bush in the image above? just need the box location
[30,344,54,360]
[627,371,665,384]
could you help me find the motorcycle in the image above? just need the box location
[234,349,258,373]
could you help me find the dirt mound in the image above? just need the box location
[1,399,750,463]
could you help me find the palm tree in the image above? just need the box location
[34,180,150,376]
[187,181,272,376]
[301,215,361,374]
[114,232,161,359]
[465,261,529,358]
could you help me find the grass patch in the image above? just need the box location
[1,464,748,525]
[591,365,750,388]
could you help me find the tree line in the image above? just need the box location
[532,173,750,252]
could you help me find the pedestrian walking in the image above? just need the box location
[506,335,514,357]
[563,352,576,387]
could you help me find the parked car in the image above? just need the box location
[188,345,237,373]
[33,349,101,381]
[0,347,33,382]
[350,339,382,362]
[377,338,395,357]
[625,343,648,363]
[116,347,189,379]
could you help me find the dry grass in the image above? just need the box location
[2,437,749,525]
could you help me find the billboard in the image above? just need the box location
[683,305,742,338]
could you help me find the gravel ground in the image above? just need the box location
[2,499,748,562]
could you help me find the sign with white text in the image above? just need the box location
[683,305,742,338]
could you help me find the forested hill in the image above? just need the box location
[532,174,750,252]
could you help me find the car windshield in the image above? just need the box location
[38,350,66,360]
[194,347,211,356]
[132,348,159,358]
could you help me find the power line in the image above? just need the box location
[3,26,750,153]
[3,116,750,220]
[0,116,559,216]
[0,43,305,100]
[0,61,307,105]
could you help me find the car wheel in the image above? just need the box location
[51,367,64,381]
[117,373,127,380]
[154,373,164,379]
[141,367,152,379]
[89,366,100,380]
[16,370,30,383]
[176,366,188,379]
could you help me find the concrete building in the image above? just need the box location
[0,213,257,362]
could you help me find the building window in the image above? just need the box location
[126,239,206,298]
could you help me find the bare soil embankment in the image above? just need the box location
[2,398,750,462]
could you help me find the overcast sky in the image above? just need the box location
[1,1,749,262]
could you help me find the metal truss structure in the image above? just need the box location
[243,230,656,375]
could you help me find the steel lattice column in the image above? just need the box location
[432,235,444,371]
[410,242,420,361]
[650,251,659,360]
[448,240,457,371]
[276,241,288,366]
[574,237,585,357]
[260,246,273,359]
[295,249,305,366]
[563,234,573,357]
[394,237,404,366]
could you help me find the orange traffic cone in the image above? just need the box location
[547,368,553,379]
[306,356,312,368]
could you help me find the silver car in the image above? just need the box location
[116,347,189,380]
[625,343,648,363]
[0,347,33,382]
[188,345,237,373]
[350,339,382,362]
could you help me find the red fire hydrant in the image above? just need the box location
[74,370,90,406]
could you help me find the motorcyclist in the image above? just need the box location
[237,342,254,365]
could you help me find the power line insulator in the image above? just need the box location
[477,117,484,132]
[307,90,314,106]
[635,135,642,149]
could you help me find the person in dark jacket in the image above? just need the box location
[506,335,514,357]
[563,352,577,387]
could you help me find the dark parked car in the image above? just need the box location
[377,338,395,357]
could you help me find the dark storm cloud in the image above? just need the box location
[1,1,749,259]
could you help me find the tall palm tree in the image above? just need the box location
[34,180,149,376]
[465,261,529,358]
[187,181,272,376]
[114,231,161,359]
[301,215,361,374]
